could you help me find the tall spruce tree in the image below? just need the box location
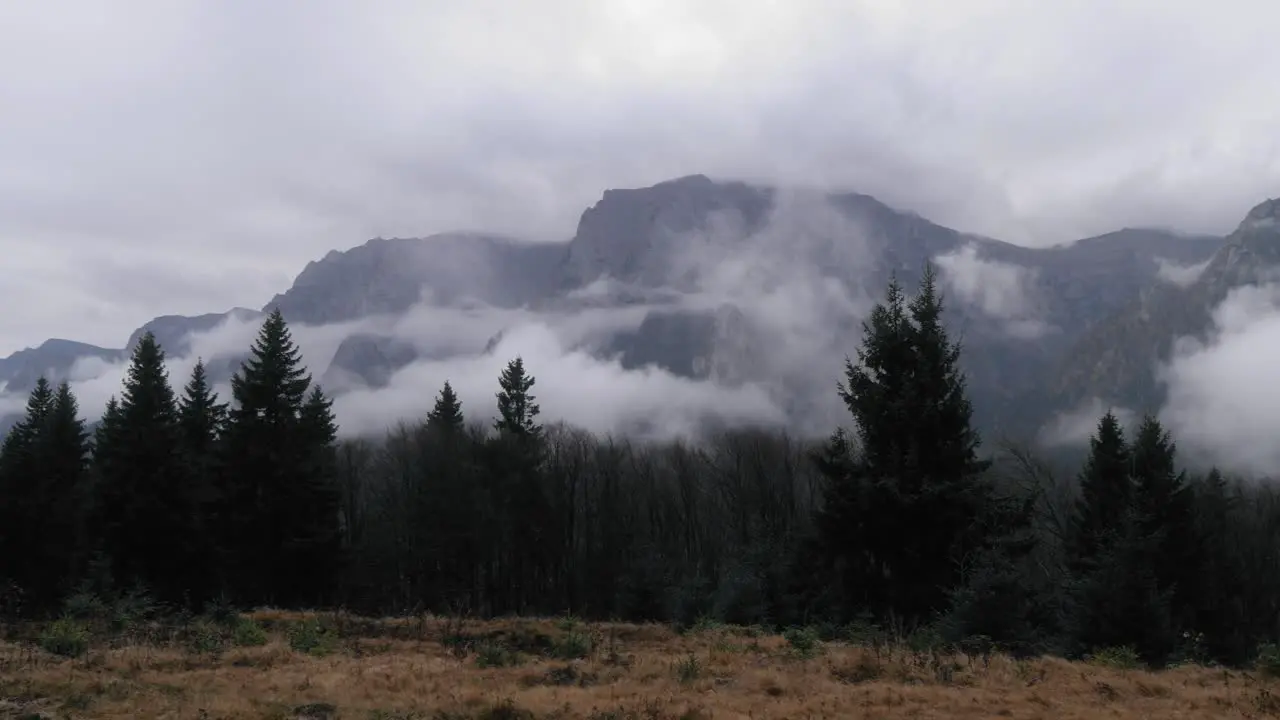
[222,310,341,606]
[1130,415,1197,604]
[92,333,195,605]
[0,378,53,591]
[815,267,1006,626]
[486,357,552,613]
[0,376,81,609]
[1066,411,1181,663]
[1068,411,1132,571]
[35,382,91,607]
[177,358,228,602]
[495,357,541,438]
[427,380,465,435]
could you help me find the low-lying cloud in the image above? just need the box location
[0,193,898,441]
[1155,256,1211,287]
[935,244,1049,338]
[1159,283,1280,475]
[1037,397,1138,449]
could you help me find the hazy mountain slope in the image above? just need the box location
[1056,200,1279,414]
[0,175,1231,442]
[266,233,568,325]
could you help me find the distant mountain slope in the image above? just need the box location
[1055,199,1280,413]
[0,174,1231,442]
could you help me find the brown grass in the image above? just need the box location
[1,611,1277,719]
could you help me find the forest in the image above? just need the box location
[1,265,1276,671]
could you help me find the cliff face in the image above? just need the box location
[0,175,1234,440]
[1055,199,1279,414]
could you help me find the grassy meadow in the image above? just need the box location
[2,609,1277,719]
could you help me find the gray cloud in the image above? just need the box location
[1159,284,1280,475]
[934,245,1049,338]
[1155,257,1213,288]
[4,0,1280,356]
[1038,398,1138,449]
[0,191,889,440]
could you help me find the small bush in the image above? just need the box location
[186,618,226,655]
[40,616,91,658]
[674,653,702,683]
[109,587,157,632]
[475,640,521,668]
[287,619,336,657]
[1256,643,1280,677]
[1087,646,1143,670]
[551,630,593,660]
[784,626,822,657]
[233,617,269,647]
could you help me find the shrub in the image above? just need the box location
[287,619,336,656]
[1256,643,1280,677]
[1086,646,1143,670]
[784,626,822,657]
[186,618,226,655]
[40,617,90,658]
[233,617,269,647]
[475,640,521,668]
[551,630,593,660]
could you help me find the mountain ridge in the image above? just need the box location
[0,175,1238,442]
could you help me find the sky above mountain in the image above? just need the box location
[2,0,1279,355]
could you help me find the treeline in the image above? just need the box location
[2,269,1280,668]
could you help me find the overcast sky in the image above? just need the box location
[2,0,1279,356]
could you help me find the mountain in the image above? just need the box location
[0,173,1233,442]
[1056,198,1280,414]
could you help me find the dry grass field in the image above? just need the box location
[2,610,1279,719]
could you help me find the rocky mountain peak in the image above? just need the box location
[564,175,774,287]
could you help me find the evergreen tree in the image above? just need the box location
[0,378,63,611]
[815,268,1009,626]
[177,358,228,603]
[1065,411,1185,664]
[1129,415,1197,620]
[92,333,195,605]
[495,357,541,438]
[222,310,341,606]
[1068,411,1133,571]
[35,382,91,607]
[178,358,227,454]
[427,380,465,435]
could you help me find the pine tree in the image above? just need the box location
[427,380,465,435]
[222,310,341,606]
[92,333,194,605]
[35,382,91,607]
[0,378,64,611]
[1065,411,1184,663]
[1068,411,1132,571]
[178,358,227,454]
[495,357,541,438]
[815,268,1009,625]
[177,358,228,603]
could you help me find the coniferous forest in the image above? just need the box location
[4,265,1280,670]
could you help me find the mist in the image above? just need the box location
[1159,283,1280,475]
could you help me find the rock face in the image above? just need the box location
[0,174,1238,441]
[1056,198,1280,414]
[265,233,568,325]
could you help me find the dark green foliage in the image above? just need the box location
[177,358,227,601]
[495,356,540,438]
[0,378,90,612]
[91,333,195,606]
[814,267,1018,627]
[1068,411,1131,570]
[5,266,1280,672]
[220,310,342,607]
[427,380,465,435]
